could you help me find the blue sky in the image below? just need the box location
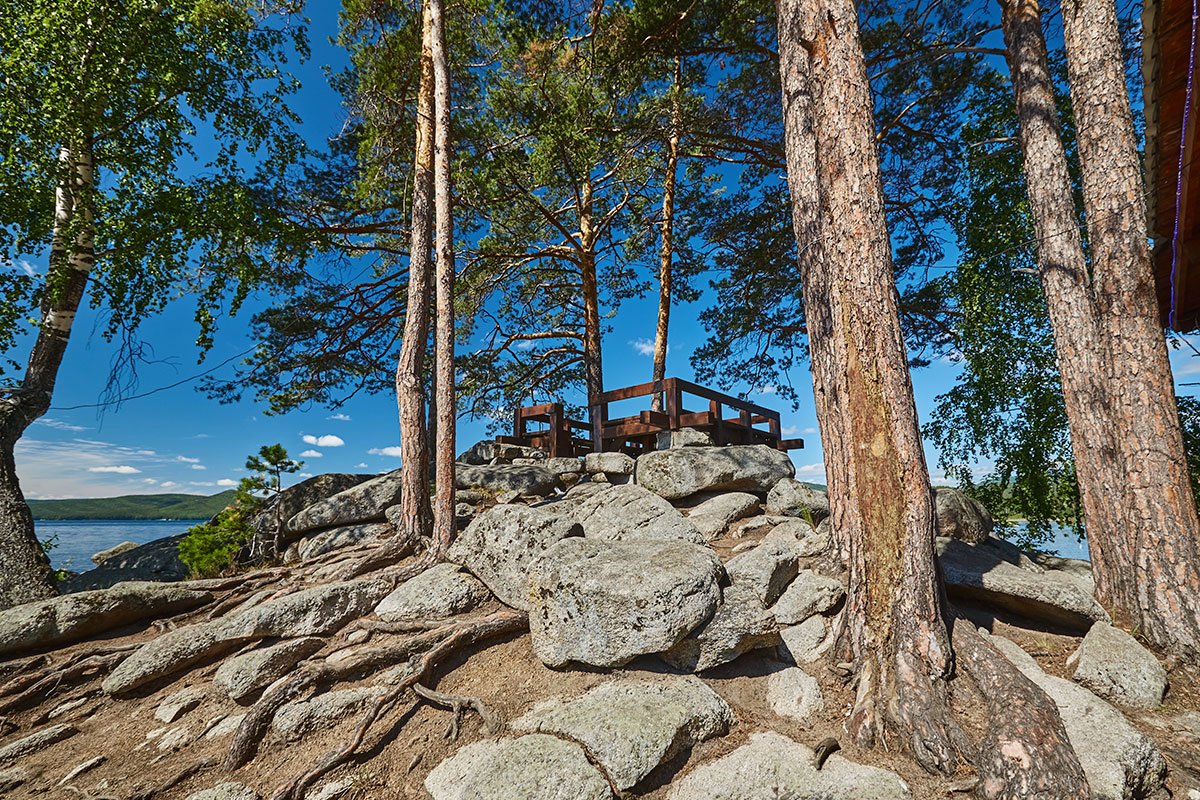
[13,2,1200,500]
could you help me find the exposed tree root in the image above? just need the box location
[0,646,132,715]
[335,540,427,582]
[129,756,214,800]
[413,682,503,740]
[951,619,1089,799]
[264,609,527,800]
[0,654,50,685]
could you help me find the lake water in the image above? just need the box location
[36,519,204,572]
[33,517,1092,575]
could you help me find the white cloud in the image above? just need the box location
[142,478,158,485]
[629,338,657,357]
[515,340,536,350]
[757,385,776,395]
[302,434,345,448]
[189,481,215,487]
[795,462,826,476]
[160,481,180,489]
[354,462,369,468]
[781,425,800,436]
[803,427,817,434]
[327,413,352,421]
[217,478,238,487]
[190,464,207,470]
[33,418,87,432]
[299,449,323,458]
[368,446,403,457]
[297,472,314,478]
[88,465,141,474]
[176,456,201,463]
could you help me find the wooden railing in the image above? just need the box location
[497,378,805,457]
[589,377,803,454]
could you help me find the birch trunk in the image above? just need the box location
[1059,0,1200,656]
[429,0,456,557]
[0,140,95,609]
[580,178,604,450]
[395,6,436,546]
[651,57,681,413]
[776,0,963,773]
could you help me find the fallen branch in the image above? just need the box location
[267,609,527,800]
[951,618,1089,799]
[413,682,503,739]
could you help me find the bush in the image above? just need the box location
[178,507,255,578]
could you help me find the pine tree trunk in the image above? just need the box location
[651,57,681,413]
[1059,0,1200,656]
[395,5,436,546]
[580,178,604,451]
[429,0,456,557]
[776,0,963,774]
[0,140,95,609]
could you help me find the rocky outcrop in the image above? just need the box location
[936,536,1108,629]
[583,452,635,476]
[0,581,212,656]
[448,504,582,610]
[666,731,911,800]
[287,471,402,535]
[1069,622,1167,709]
[989,634,1168,799]
[656,427,713,449]
[683,492,760,540]
[662,583,779,672]
[770,570,844,625]
[934,487,993,544]
[636,445,795,500]
[296,522,394,561]
[457,439,545,465]
[571,484,703,543]
[214,637,325,702]
[252,473,374,539]
[511,676,732,791]
[272,686,388,741]
[61,534,190,592]
[425,734,613,800]
[527,538,723,668]
[455,463,562,496]
[373,563,491,621]
[0,724,77,766]
[91,541,139,565]
[764,478,830,523]
[724,536,801,605]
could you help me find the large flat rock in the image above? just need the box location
[527,538,723,668]
[662,582,779,672]
[374,563,491,621]
[636,445,795,500]
[936,537,1108,630]
[571,483,703,543]
[214,637,325,702]
[512,676,732,790]
[0,582,212,656]
[455,464,561,496]
[1070,622,1167,710]
[425,734,613,800]
[448,504,582,610]
[287,471,402,534]
[61,536,191,592]
[764,478,830,523]
[666,731,911,800]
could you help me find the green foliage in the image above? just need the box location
[29,491,236,520]
[243,443,303,497]
[0,0,313,380]
[178,503,257,578]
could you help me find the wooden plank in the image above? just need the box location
[778,438,806,450]
[639,410,671,428]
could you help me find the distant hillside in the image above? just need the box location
[29,491,237,520]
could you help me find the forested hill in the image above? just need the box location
[28,491,236,520]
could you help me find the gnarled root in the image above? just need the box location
[951,618,1089,799]
[413,682,503,740]
[265,609,526,800]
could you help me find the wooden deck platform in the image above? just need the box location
[498,378,804,457]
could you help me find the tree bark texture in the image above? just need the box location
[651,57,681,413]
[1002,0,1200,656]
[951,619,1089,799]
[0,140,95,609]
[776,0,963,774]
[580,178,605,450]
[1059,0,1200,656]
[429,0,456,557]
[395,5,436,545]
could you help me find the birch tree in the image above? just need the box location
[0,0,307,609]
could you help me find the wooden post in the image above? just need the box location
[710,399,723,445]
[548,403,562,457]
